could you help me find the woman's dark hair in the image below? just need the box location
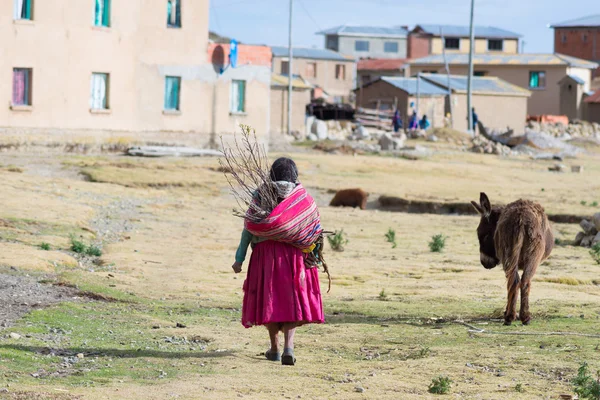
[269,157,298,183]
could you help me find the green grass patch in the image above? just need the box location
[429,234,447,253]
[429,376,452,394]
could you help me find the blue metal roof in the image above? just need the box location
[270,46,352,61]
[410,53,599,69]
[414,24,521,38]
[551,14,600,28]
[561,75,586,85]
[317,25,408,38]
[420,74,530,96]
[380,77,447,96]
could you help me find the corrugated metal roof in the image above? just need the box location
[420,74,530,96]
[410,53,599,69]
[414,24,521,38]
[270,46,352,61]
[584,89,600,104]
[560,74,586,85]
[271,73,313,90]
[381,77,448,96]
[357,58,408,71]
[316,25,408,38]
[551,14,600,28]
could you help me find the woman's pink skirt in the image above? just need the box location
[241,240,324,328]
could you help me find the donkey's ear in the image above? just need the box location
[471,201,484,215]
[480,192,492,217]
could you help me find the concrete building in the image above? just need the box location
[408,25,521,59]
[357,58,408,87]
[2,0,271,146]
[551,15,600,79]
[270,73,312,135]
[410,53,598,117]
[355,74,530,132]
[317,26,409,60]
[271,46,355,103]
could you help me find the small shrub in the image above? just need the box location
[385,228,397,248]
[428,376,452,394]
[70,236,86,254]
[429,234,447,253]
[515,383,524,393]
[39,242,51,251]
[86,245,103,257]
[591,243,600,265]
[572,362,600,400]
[327,230,348,252]
[592,201,599,208]
[581,201,588,206]
[555,237,562,245]
[378,288,388,301]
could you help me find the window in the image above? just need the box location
[230,80,246,113]
[167,0,181,28]
[561,33,567,43]
[326,35,338,51]
[13,0,33,20]
[423,70,438,74]
[384,42,399,53]
[280,61,289,75]
[305,62,317,78]
[583,33,588,43]
[335,64,346,80]
[90,73,109,110]
[488,39,503,51]
[164,76,181,111]
[94,0,110,27]
[12,68,32,106]
[444,38,460,50]
[355,40,370,52]
[474,71,487,77]
[529,71,546,89]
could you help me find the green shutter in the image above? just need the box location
[24,0,32,20]
[172,78,180,110]
[102,0,110,27]
[237,81,245,112]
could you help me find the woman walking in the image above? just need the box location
[231,157,324,366]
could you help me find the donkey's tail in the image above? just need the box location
[498,225,524,284]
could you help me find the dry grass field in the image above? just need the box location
[0,145,599,399]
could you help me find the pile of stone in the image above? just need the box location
[527,120,600,139]
[378,133,406,151]
[470,135,511,156]
[574,213,600,247]
[305,117,353,141]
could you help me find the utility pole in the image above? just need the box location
[466,0,475,135]
[416,72,420,120]
[287,0,293,135]
[441,27,454,129]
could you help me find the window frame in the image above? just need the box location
[11,68,33,107]
[164,76,181,111]
[561,33,567,44]
[528,71,546,89]
[167,0,182,28]
[13,0,33,21]
[94,0,111,28]
[384,41,399,53]
[354,40,370,52]
[90,72,110,111]
[305,62,317,78]
[444,37,460,50]
[230,80,246,114]
[281,60,289,75]
[335,64,346,80]
[487,39,503,51]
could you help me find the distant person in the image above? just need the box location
[392,109,403,133]
[408,111,419,131]
[419,115,431,130]
[472,107,478,133]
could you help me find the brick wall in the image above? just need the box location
[554,28,600,62]
[207,43,272,68]
[407,34,431,59]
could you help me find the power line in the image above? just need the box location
[297,0,323,32]
[210,2,223,33]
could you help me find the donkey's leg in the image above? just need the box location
[519,263,540,325]
[504,271,520,325]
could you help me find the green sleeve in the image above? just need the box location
[235,229,253,264]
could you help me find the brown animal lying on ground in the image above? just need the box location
[329,188,369,210]
[471,193,553,326]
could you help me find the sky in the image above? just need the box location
[209,0,597,54]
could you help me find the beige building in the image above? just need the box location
[355,74,530,132]
[1,0,270,146]
[408,25,521,59]
[410,53,598,117]
[270,73,312,135]
[271,46,355,103]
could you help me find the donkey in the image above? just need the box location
[471,193,553,325]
